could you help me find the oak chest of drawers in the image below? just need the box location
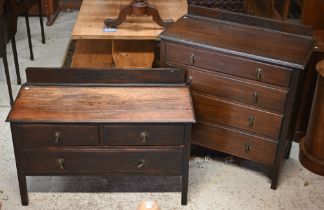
[7,68,195,205]
[160,6,314,189]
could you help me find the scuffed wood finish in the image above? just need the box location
[8,68,195,205]
[7,86,194,123]
[161,6,313,189]
[299,60,324,176]
[72,0,188,40]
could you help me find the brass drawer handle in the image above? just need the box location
[252,92,258,104]
[54,132,61,144]
[245,143,252,153]
[189,53,195,65]
[56,158,64,170]
[248,116,256,128]
[140,132,149,144]
[187,76,193,85]
[256,68,262,81]
[137,159,146,169]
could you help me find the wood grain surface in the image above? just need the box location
[72,0,188,40]
[7,86,195,123]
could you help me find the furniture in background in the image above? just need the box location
[244,0,291,20]
[7,68,195,206]
[71,0,187,68]
[299,60,324,176]
[160,5,313,189]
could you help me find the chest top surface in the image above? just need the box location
[160,6,314,69]
[7,68,195,124]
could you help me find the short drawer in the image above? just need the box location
[187,69,288,113]
[104,125,184,146]
[20,149,183,174]
[192,122,277,165]
[192,93,283,139]
[12,124,99,147]
[165,42,291,87]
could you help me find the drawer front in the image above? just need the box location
[104,125,184,146]
[20,149,183,174]
[192,93,283,139]
[13,124,99,147]
[192,122,277,165]
[165,42,291,87]
[187,69,288,113]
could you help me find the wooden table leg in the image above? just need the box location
[45,0,60,26]
[17,173,29,206]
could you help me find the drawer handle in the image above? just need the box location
[187,76,193,86]
[189,53,195,65]
[54,132,61,144]
[140,132,149,144]
[245,143,252,153]
[256,68,262,81]
[248,116,256,128]
[56,158,64,170]
[252,92,258,104]
[137,159,146,169]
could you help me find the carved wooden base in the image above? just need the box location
[104,0,173,28]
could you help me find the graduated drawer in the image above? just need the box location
[104,125,184,146]
[192,93,283,139]
[165,42,291,87]
[192,122,277,165]
[187,69,288,113]
[20,149,183,174]
[12,124,99,147]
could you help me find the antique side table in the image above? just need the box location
[6,68,195,206]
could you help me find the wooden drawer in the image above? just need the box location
[12,124,99,147]
[20,149,183,174]
[192,122,277,165]
[192,93,283,139]
[104,125,184,146]
[187,69,288,113]
[165,42,291,87]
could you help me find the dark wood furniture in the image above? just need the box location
[160,5,313,189]
[299,60,324,176]
[6,68,195,206]
[104,0,173,28]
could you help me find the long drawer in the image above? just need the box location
[186,69,288,113]
[12,124,99,147]
[192,93,283,139]
[192,122,277,165]
[165,42,291,87]
[104,125,184,146]
[20,149,183,174]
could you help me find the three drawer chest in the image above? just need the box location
[7,68,195,205]
[160,6,314,189]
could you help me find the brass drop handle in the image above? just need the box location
[187,76,193,85]
[140,132,149,144]
[252,92,258,104]
[189,53,195,65]
[245,143,252,153]
[54,132,61,144]
[256,68,262,81]
[56,158,64,170]
[137,159,146,169]
[248,116,256,128]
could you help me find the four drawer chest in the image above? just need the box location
[160,6,314,189]
[7,68,195,205]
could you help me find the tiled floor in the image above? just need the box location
[0,11,324,210]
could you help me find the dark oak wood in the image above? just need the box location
[7,68,195,206]
[160,5,313,189]
[299,60,324,176]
